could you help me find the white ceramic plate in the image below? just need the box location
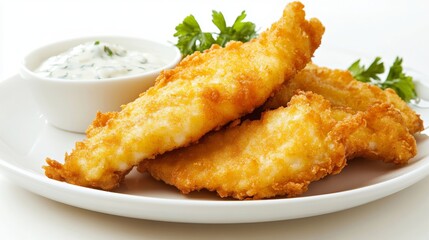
[1,53,429,223]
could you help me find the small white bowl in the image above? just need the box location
[20,36,181,133]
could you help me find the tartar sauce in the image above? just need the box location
[35,41,164,80]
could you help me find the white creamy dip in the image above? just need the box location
[35,41,164,80]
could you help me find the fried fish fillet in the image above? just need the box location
[264,64,424,134]
[341,102,417,165]
[44,2,325,190]
[139,92,416,199]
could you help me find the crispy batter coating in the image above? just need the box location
[139,92,416,199]
[341,103,416,165]
[44,2,325,190]
[140,92,347,199]
[264,64,424,134]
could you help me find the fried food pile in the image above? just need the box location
[140,91,417,199]
[43,2,423,199]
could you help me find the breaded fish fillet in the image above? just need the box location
[44,2,325,190]
[341,103,416,165]
[139,92,416,199]
[264,64,424,134]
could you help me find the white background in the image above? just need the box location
[1,0,429,239]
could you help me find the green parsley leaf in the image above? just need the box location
[174,10,257,56]
[174,15,216,56]
[213,11,257,47]
[348,57,384,83]
[94,40,100,45]
[348,57,417,102]
[381,57,417,102]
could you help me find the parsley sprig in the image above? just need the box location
[348,57,417,102]
[174,11,257,56]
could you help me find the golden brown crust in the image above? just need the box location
[264,64,420,165]
[341,103,417,164]
[85,112,118,138]
[140,92,347,199]
[141,91,416,199]
[43,2,325,190]
[264,64,424,134]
